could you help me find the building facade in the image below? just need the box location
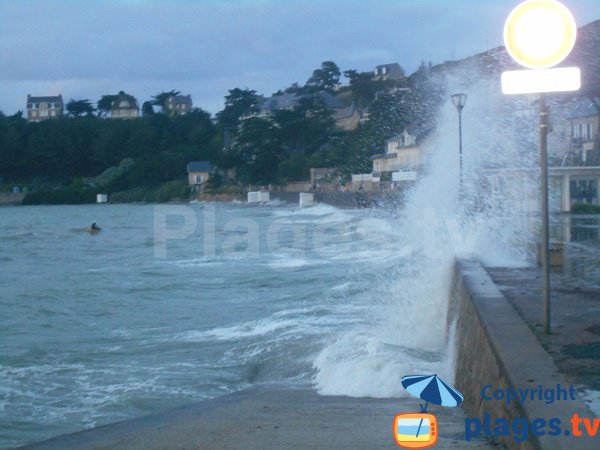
[371,128,430,180]
[26,94,63,122]
[187,161,211,187]
[374,63,405,81]
[165,95,193,116]
[110,93,139,119]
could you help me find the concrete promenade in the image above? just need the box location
[487,251,600,398]
[19,388,499,450]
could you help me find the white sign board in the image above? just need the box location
[501,67,580,95]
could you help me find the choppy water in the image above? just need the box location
[7,79,600,448]
[1,202,459,448]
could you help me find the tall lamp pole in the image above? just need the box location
[501,0,580,334]
[451,93,468,198]
[539,93,551,334]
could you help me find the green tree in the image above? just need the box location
[97,95,117,117]
[234,117,281,184]
[152,90,180,111]
[66,99,95,117]
[142,101,154,116]
[274,95,336,156]
[305,61,341,92]
[216,88,261,129]
[344,70,380,108]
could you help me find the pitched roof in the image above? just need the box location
[111,93,139,109]
[333,102,361,120]
[167,95,192,106]
[376,63,401,70]
[27,94,63,104]
[318,91,345,109]
[260,93,298,111]
[386,126,432,145]
[187,161,211,172]
[259,91,345,112]
[374,63,405,80]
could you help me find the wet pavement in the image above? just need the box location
[487,230,600,409]
[20,389,502,449]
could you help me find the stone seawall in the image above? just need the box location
[0,192,25,205]
[451,259,595,450]
[195,192,244,202]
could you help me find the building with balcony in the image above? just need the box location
[110,92,139,119]
[568,100,599,166]
[370,127,431,182]
[26,94,64,122]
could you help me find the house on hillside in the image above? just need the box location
[565,99,599,166]
[332,103,363,131]
[187,161,211,187]
[374,63,405,81]
[110,93,139,119]
[371,127,431,182]
[251,90,358,130]
[26,94,63,122]
[165,95,193,116]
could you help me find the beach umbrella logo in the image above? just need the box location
[393,374,464,448]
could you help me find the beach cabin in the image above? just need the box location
[187,161,211,187]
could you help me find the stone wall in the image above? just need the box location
[451,259,595,450]
[0,192,25,205]
[195,193,244,202]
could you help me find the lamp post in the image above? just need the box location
[502,0,579,334]
[451,93,467,198]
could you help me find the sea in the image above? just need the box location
[0,200,465,448]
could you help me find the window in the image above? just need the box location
[195,175,205,184]
[586,123,592,141]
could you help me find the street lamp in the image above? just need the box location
[451,93,468,197]
[502,0,579,334]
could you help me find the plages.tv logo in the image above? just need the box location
[393,374,464,448]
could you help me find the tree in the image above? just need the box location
[142,101,155,116]
[274,94,335,156]
[152,90,180,111]
[234,117,282,184]
[216,88,261,129]
[344,70,380,108]
[97,95,117,117]
[66,99,95,117]
[305,61,341,92]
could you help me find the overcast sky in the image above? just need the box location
[1,0,599,115]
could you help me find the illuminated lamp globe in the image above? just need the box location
[503,0,577,69]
